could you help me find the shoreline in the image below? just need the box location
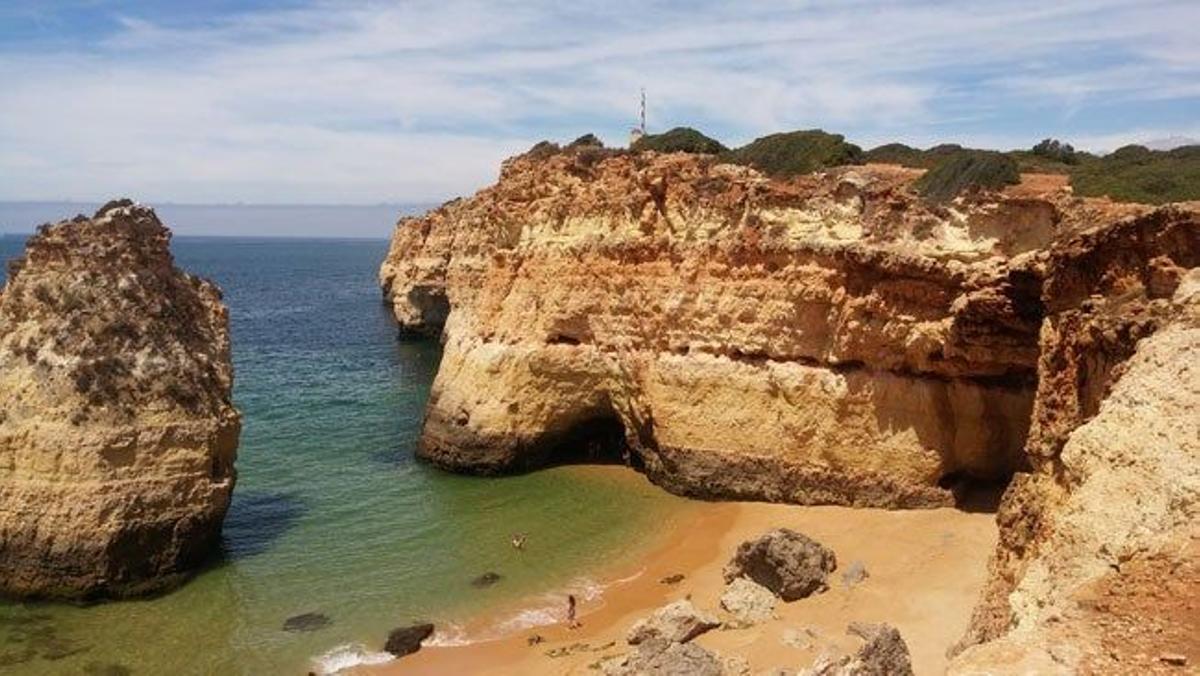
[353,467,999,675]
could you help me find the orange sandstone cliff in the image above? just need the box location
[0,200,240,599]
[381,144,1199,669]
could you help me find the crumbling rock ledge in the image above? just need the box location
[380,145,1194,509]
[0,199,241,599]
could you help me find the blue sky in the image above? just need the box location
[1,0,1197,205]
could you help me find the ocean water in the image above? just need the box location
[0,232,687,674]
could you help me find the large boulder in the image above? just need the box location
[723,529,837,601]
[805,623,914,676]
[0,199,240,599]
[627,599,720,645]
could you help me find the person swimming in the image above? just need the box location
[510,533,527,550]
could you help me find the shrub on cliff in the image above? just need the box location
[915,150,1020,202]
[1070,145,1200,204]
[721,130,864,178]
[632,127,727,154]
[862,142,966,169]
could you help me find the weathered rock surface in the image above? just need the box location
[951,211,1200,671]
[723,528,836,601]
[719,576,777,626]
[0,200,240,599]
[383,622,434,657]
[805,623,914,676]
[380,145,1174,507]
[627,599,720,645]
[603,637,724,676]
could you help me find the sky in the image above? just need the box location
[1,0,1198,209]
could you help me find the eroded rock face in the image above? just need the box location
[0,200,240,599]
[381,145,1189,506]
[951,210,1200,671]
[723,528,836,601]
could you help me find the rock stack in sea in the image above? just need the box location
[0,199,241,599]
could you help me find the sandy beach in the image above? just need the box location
[356,468,998,675]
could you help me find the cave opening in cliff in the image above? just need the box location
[938,470,1010,513]
[543,413,643,471]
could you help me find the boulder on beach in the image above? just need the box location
[627,599,720,645]
[383,623,435,657]
[720,577,777,626]
[804,622,914,676]
[724,529,837,601]
[603,637,724,676]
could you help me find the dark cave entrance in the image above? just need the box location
[539,411,645,472]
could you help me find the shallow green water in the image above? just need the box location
[0,235,687,675]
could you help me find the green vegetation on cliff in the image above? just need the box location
[721,130,863,178]
[633,127,727,154]
[1070,145,1200,204]
[915,151,1020,202]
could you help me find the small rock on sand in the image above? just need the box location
[660,573,686,585]
[841,561,869,588]
[603,638,723,676]
[1160,653,1188,666]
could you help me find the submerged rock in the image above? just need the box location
[283,612,332,632]
[0,199,240,599]
[627,599,720,645]
[470,571,502,588]
[383,623,434,657]
[724,529,837,601]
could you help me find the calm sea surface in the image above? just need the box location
[0,223,686,673]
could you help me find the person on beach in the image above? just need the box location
[566,594,581,629]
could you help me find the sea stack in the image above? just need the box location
[0,199,240,599]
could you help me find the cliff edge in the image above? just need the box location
[0,200,240,599]
[380,145,1189,508]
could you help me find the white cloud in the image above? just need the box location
[0,0,1197,203]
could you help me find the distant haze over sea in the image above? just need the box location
[0,202,436,239]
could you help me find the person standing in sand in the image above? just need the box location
[566,594,581,629]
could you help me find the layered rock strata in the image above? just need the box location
[381,145,1193,508]
[950,209,1200,672]
[0,200,240,599]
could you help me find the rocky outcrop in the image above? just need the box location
[381,147,1123,507]
[951,210,1200,671]
[719,577,777,626]
[383,623,435,657]
[0,200,240,599]
[806,623,914,676]
[723,529,836,601]
[627,599,721,645]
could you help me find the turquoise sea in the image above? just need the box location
[0,227,688,674]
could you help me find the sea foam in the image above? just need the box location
[311,643,393,675]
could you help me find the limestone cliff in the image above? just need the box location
[0,200,240,599]
[950,210,1200,673]
[381,146,1175,508]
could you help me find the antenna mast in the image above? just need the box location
[640,87,646,134]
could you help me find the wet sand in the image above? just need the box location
[356,471,997,675]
